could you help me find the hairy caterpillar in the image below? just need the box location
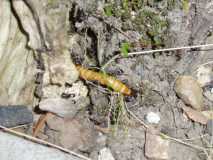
[76,65,132,95]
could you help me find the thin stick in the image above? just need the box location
[160,133,209,151]
[9,124,31,129]
[182,134,208,141]
[0,125,91,160]
[102,44,213,70]
[124,102,149,129]
[128,43,213,56]
[101,54,120,71]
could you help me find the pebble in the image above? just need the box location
[145,129,169,160]
[145,112,160,124]
[211,87,213,93]
[0,105,33,127]
[39,97,90,118]
[202,110,213,120]
[196,65,213,87]
[203,89,213,102]
[63,81,88,101]
[46,115,97,152]
[174,76,203,110]
[206,120,213,136]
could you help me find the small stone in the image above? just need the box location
[145,112,160,124]
[130,11,136,19]
[42,85,63,99]
[96,133,107,148]
[145,129,169,160]
[202,110,213,120]
[203,89,213,102]
[46,114,64,131]
[196,66,213,87]
[0,105,33,127]
[174,76,203,110]
[39,97,90,118]
[206,120,213,136]
[63,81,88,101]
[211,87,213,93]
[46,115,97,152]
[98,148,115,160]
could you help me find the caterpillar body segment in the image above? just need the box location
[76,65,132,95]
[76,65,106,84]
[105,76,131,95]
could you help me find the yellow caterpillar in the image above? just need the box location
[76,65,132,96]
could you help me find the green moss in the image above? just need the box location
[166,0,178,10]
[102,0,190,48]
[104,0,169,48]
[181,0,189,13]
[120,42,131,57]
[104,4,113,16]
[47,0,54,4]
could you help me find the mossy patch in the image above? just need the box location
[103,0,187,48]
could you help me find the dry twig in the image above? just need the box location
[128,43,213,56]
[102,43,213,70]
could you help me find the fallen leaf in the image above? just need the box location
[181,106,208,124]
[33,112,53,137]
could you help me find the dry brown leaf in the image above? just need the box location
[182,106,208,124]
[33,112,53,137]
[202,110,213,120]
